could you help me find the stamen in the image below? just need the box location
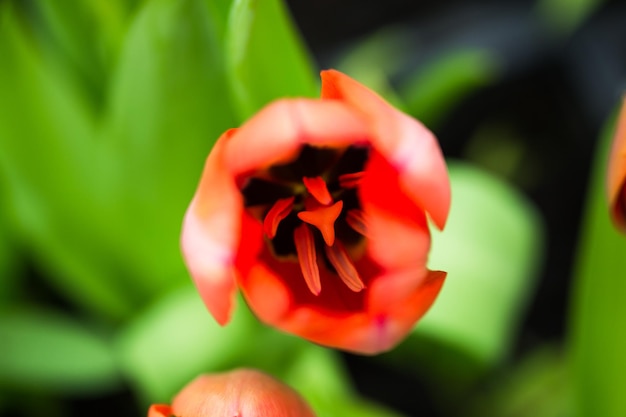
[293,224,321,295]
[302,176,333,205]
[263,196,295,239]
[338,171,364,189]
[325,241,365,292]
[297,201,343,246]
[345,209,368,237]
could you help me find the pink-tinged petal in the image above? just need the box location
[278,270,445,354]
[366,269,446,349]
[321,69,451,230]
[224,99,370,175]
[360,150,431,269]
[368,269,445,316]
[607,95,626,231]
[181,130,242,325]
[148,405,171,417]
[170,370,316,417]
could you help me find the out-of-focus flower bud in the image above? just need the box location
[148,368,316,417]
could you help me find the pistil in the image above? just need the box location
[298,200,343,246]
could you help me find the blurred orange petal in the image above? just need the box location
[607,95,626,231]
[149,369,315,417]
[181,130,242,325]
[148,405,171,417]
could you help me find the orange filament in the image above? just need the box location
[263,196,295,239]
[297,201,343,246]
[293,223,321,295]
[338,171,364,189]
[345,209,368,237]
[302,176,333,205]
[325,241,365,292]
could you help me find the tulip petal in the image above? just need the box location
[235,212,293,323]
[278,269,445,354]
[607,95,626,231]
[148,405,171,417]
[181,130,242,325]
[321,69,451,230]
[360,150,431,269]
[224,99,370,175]
[366,269,446,349]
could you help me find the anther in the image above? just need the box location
[325,241,365,292]
[338,171,364,189]
[345,209,368,237]
[302,176,333,205]
[263,196,295,239]
[294,224,321,295]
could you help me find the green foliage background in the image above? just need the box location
[0,0,621,416]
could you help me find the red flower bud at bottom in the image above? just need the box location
[148,369,316,417]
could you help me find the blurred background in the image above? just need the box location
[1,0,626,416]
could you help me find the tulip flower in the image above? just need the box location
[148,369,316,417]
[608,95,626,232]
[182,69,450,354]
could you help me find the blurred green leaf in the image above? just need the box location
[285,346,406,417]
[0,2,136,320]
[469,347,572,417]
[225,0,317,120]
[401,49,499,127]
[421,162,544,363]
[33,0,132,107]
[570,106,626,417]
[0,310,119,393]
[536,0,606,35]
[464,123,543,189]
[117,286,260,403]
[284,346,353,406]
[335,31,499,126]
[102,0,238,301]
[334,29,412,111]
[383,161,544,406]
[0,200,17,306]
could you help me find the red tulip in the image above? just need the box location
[608,95,626,232]
[182,70,450,354]
[148,369,315,417]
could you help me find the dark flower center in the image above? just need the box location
[240,144,370,295]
